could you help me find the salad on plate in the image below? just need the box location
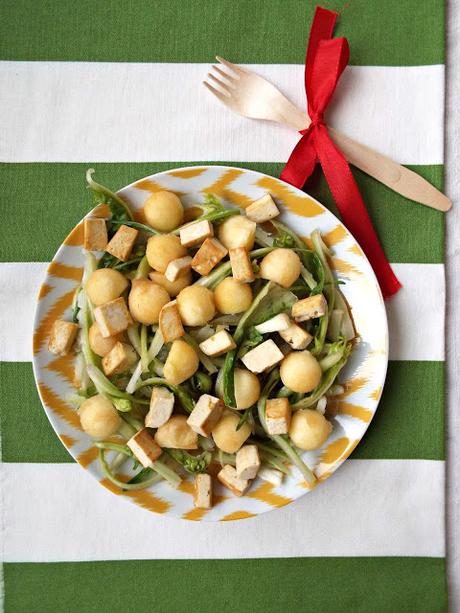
[47,170,356,510]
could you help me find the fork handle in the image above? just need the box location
[285,110,451,212]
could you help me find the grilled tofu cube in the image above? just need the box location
[164,256,192,282]
[241,339,284,373]
[194,473,213,509]
[217,464,250,497]
[48,319,79,356]
[265,398,291,435]
[180,220,214,247]
[105,224,139,262]
[191,238,228,276]
[292,294,327,322]
[187,394,224,437]
[199,329,236,357]
[83,218,108,251]
[127,428,162,468]
[159,300,184,343]
[279,322,313,350]
[93,297,133,338]
[145,387,175,428]
[102,341,137,376]
[236,444,261,480]
[254,313,291,334]
[245,194,280,223]
[229,248,255,282]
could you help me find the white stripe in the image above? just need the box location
[0,262,444,362]
[0,262,47,362]
[1,459,444,561]
[387,263,445,361]
[0,62,444,165]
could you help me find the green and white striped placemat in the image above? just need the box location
[0,1,446,611]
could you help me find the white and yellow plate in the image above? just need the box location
[32,165,388,521]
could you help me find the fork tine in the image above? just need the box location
[207,72,234,92]
[203,80,231,101]
[211,64,237,84]
[215,55,246,75]
[206,72,231,94]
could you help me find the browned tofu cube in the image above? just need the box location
[179,220,214,247]
[292,294,327,322]
[127,428,162,467]
[159,300,184,343]
[48,319,79,356]
[84,218,108,251]
[105,225,139,262]
[265,398,291,435]
[187,394,224,437]
[102,341,138,376]
[194,473,213,509]
[93,297,133,337]
[236,444,261,480]
[164,256,192,282]
[279,322,313,350]
[217,465,250,497]
[145,387,175,428]
[191,238,228,276]
[229,248,255,282]
[245,194,280,223]
[198,329,236,357]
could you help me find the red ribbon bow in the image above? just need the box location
[281,6,401,299]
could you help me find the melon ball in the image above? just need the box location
[143,191,184,232]
[86,268,128,306]
[79,395,121,439]
[214,277,253,314]
[280,351,322,393]
[176,286,216,326]
[128,278,170,325]
[146,234,187,273]
[88,322,123,357]
[149,270,192,297]
[289,409,332,451]
[163,339,199,385]
[259,248,301,288]
[234,368,261,410]
[155,415,198,449]
[211,412,251,453]
[218,216,256,250]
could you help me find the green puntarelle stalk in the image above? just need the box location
[86,169,134,220]
[195,248,273,289]
[86,364,132,400]
[135,255,151,279]
[257,370,316,486]
[98,449,162,490]
[135,377,195,413]
[292,343,352,410]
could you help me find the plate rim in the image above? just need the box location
[32,163,389,520]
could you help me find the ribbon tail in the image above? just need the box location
[280,130,318,188]
[314,127,401,299]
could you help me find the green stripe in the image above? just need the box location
[0,0,444,66]
[3,557,447,613]
[351,361,445,461]
[0,362,72,463]
[0,361,444,463]
[0,162,444,264]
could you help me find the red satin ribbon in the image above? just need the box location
[281,6,401,299]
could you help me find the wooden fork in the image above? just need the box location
[204,56,451,212]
